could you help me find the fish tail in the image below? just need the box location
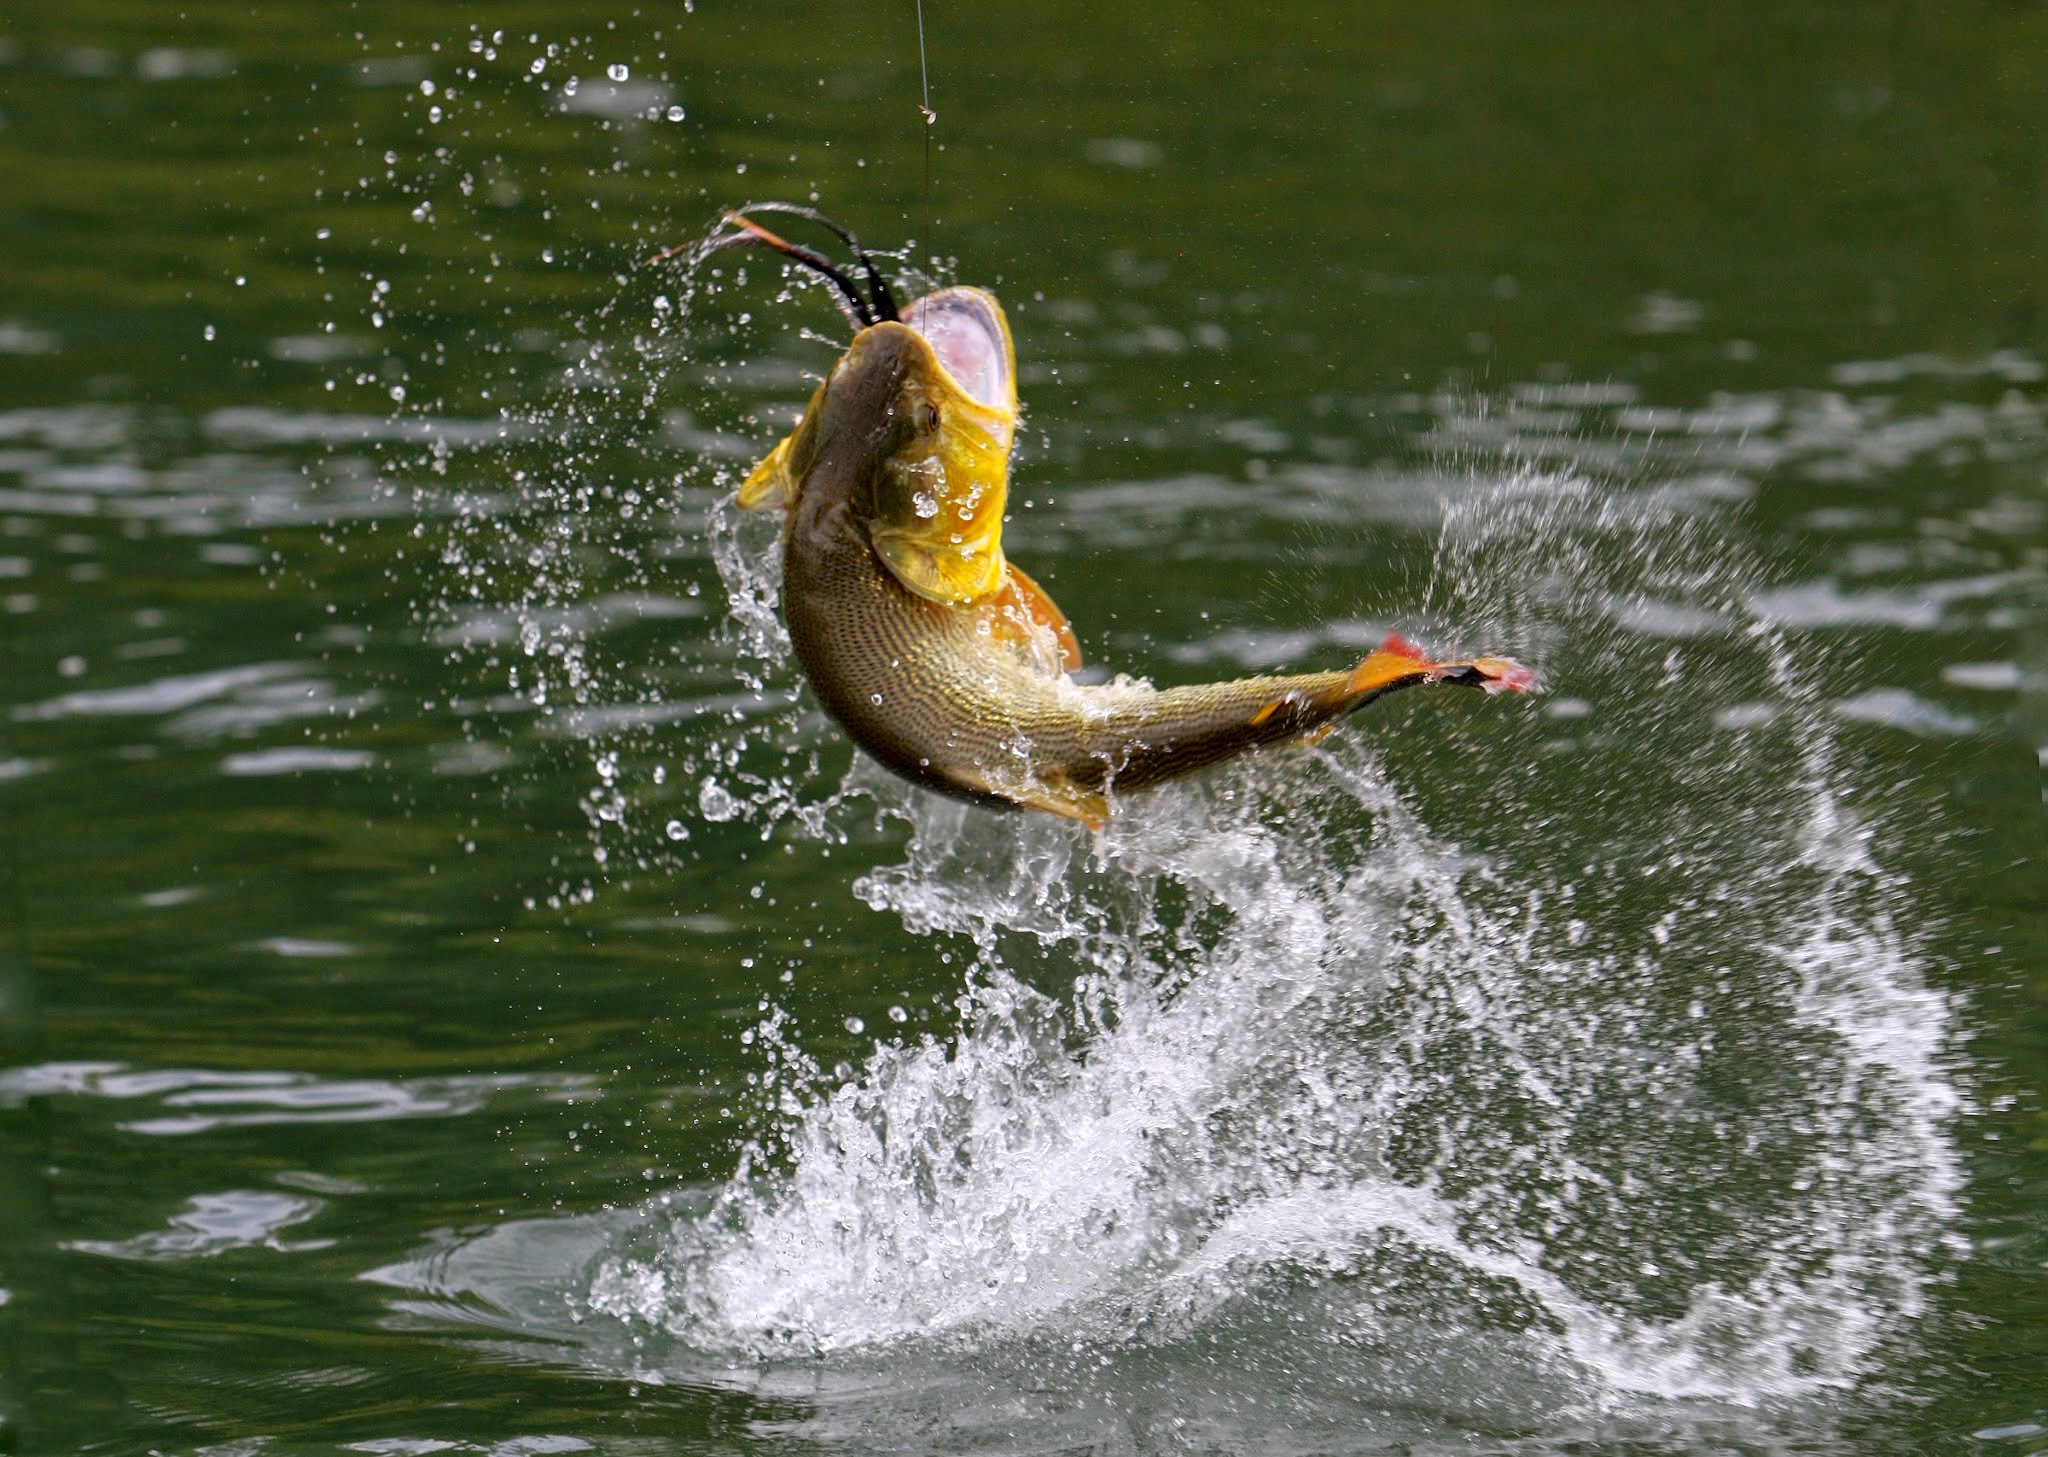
[1345,632,1540,704]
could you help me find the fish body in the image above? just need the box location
[739,287,1532,826]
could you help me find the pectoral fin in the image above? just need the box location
[989,563,1083,673]
[737,384,825,512]
[738,436,796,511]
[867,396,1017,604]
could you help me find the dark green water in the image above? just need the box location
[3,4,2044,1453]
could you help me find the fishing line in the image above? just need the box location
[915,0,934,274]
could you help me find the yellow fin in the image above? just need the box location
[956,762,1109,829]
[1006,774,1111,830]
[1249,696,1293,727]
[1345,648,1433,697]
[987,563,1083,673]
[738,435,795,511]
[737,383,825,512]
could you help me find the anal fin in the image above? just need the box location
[959,764,1109,830]
[1011,780,1110,830]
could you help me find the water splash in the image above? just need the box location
[372,143,937,893]
[584,467,1966,1421]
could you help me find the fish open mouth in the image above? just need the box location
[866,287,1021,606]
[904,288,1015,413]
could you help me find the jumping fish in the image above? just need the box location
[689,206,1536,828]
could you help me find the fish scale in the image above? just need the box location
[783,480,1383,822]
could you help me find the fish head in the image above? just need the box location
[740,286,1019,605]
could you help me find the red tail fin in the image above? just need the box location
[1346,633,1539,698]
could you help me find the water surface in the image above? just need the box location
[2,5,2044,1454]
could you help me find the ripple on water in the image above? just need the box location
[11,662,303,720]
[10,660,382,747]
[0,320,61,355]
[1414,352,2045,483]
[221,747,378,776]
[66,1191,327,1262]
[0,1062,594,1135]
[1748,572,2027,631]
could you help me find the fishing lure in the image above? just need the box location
[682,205,1535,827]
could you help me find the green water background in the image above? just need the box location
[2,2,2044,1452]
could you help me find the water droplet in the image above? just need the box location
[698,778,740,822]
[664,819,689,842]
[607,62,629,81]
[843,1016,865,1035]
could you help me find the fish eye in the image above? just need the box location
[912,400,940,436]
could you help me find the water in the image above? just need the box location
[539,472,1966,1439]
[3,6,2045,1454]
